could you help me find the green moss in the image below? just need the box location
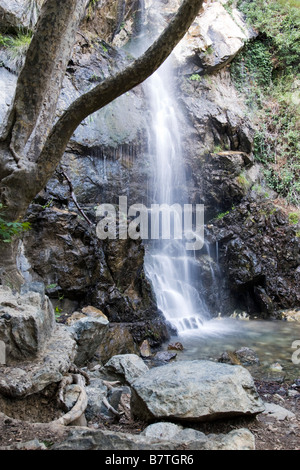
[189,73,201,82]
[288,212,299,225]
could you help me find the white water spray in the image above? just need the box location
[141,5,211,334]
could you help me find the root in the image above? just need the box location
[102,396,122,417]
[52,374,87,426]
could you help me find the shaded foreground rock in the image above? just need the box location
[0,285,55,363]
[52,426,255,450]
[0,325,76,397]
[131,360,265,422]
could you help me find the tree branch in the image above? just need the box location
[35,0,204,187]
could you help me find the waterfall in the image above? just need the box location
[140,4,211,334]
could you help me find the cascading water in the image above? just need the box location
[141,4,211,334]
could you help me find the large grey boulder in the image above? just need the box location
[142,422,255,450]
[69,316,109,367]
[53,425,255,450]
[0,285,55,363]
[131,360,265,422]
[103,354,149,385]
[0,324,76,397]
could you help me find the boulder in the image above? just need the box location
[142,422,255,450]
[69,316,109,367]
[104,354,149,385]
[0,0,43,31]
[52,426,255,450]
[85,378,108,422]
[0,325,76,397]
[262,402,296,421]
[219,347,259,366]
[131,360,265,422]
[95,324,137,364]
[0,285,55,363]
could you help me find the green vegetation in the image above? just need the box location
[0,31,32,71]
[216,210,230,220]
[231,0,300,205]
[0,31,32,54]
[0,204,31,243]
[288,212,299,225]
[189,73,202,82]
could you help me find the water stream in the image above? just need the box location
[136,1,300,380]
[143,56,210,334]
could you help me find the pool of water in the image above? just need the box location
[162,318,300,382]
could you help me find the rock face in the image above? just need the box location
[174,1,255,73]
[211,199,300,316]
[131,360,265,422]
[0,0,43,31]
[0,284,55,363]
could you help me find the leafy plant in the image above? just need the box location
[231,0,300,205]
[288,212,299,225]
[189,73,201,82]
[216,210,230,220]
[0,204,31,243]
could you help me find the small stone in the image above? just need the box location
[66,312,86,325]
[140,340,152,358]
[154,351,177,363]
[82,306,108,321]
[168,342,184,351]
[270,363,283,372]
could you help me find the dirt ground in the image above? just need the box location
[0,379,299,450]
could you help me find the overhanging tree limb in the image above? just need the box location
[35,0,204,186]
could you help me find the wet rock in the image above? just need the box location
[213,200,300,316]
[131,360,264,422]
[219,347,259,366]
[69,316,109,367]
[95,324,138,364]
[153,351,177,363]
[104,354,149,385]
[0,285,55,363]
[168,342,184,351]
